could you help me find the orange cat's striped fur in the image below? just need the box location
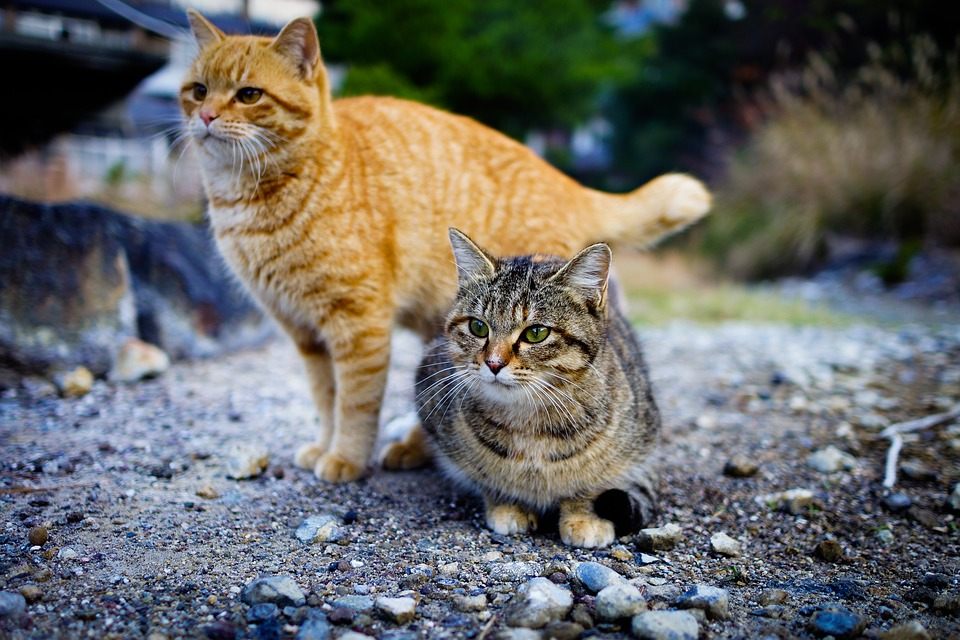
[181,12,711,482]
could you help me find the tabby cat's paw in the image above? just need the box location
[294,442,328,470]
[314,452,366,483]
[486,504,538,535]
[559,514,616,548]
[379,424,431,470]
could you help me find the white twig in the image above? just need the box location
[880,404,960,489]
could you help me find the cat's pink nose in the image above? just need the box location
[485,359,505,375]
[200,109,219,126]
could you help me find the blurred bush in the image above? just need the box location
[701,38,960,279]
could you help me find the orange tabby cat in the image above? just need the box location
[181,11,711,482]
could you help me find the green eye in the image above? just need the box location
[192,83,207,101]
[236,87,263,104]
[468,319,489,338]
[522,325,550,343]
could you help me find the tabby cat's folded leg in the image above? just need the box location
[485,499,538,536]
[559,496,616,548]
[379,422,432,470]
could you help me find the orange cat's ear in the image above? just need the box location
[271,17,321,80]
[186,10,224,50]
[449,228,496,284]
[549,243,611,308]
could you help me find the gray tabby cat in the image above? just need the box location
[416,229,660,548]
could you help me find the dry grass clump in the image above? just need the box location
[703,37,960,279]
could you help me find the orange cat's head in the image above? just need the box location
[180,11,330,171]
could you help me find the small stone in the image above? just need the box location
[295,515,344,544]
[723,455,759,477]
[338,633,375,640]
[709,532,741,557]
[439,562,460,577]
[109,338,170,382]
[28,525,48,546]
[807,446,857,473]
[295,615,331,640]
[814,539,843,562]
[489,561,543,582]
[503,577,573,629]
[495,630,542,640]
[453,594,488,612]
[202,620,237,640]
[884,493,912,512]
[241,575,306,608]
[331,595,374,614]
[880,620,931,640]
[948,483,960,512]
[644,584,682,602]
[573,562,626,593]
[758,589,788,606]
[610,547,633,561]
[757,488,814,514]
[809,604,866,638]
[674,584,730,620]
[631,610,699,640]
[0,591,27,618]
[876,528,895,545]
[196,485,220,500]
[57,546,78,560]
[247,602,279,622]
[595,582,647,620]
[907,506,939,529]
[636,523,683,551]
[481,551,503,562]
[899,460,937,482]
[933,590,960,614]
[58,366,93,398]
[18,584,42,603]
[541,621,583,640]
[225,444,269,479]
[375,596,417,624]
[570,603,593,628]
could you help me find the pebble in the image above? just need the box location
[241,576,306,608]
[644,584,682,602]
[907,506,939,529]
[338,633,375,640]
[225,444,270,479]
[573,562,625,592]
[247,602,279,622]
[808,604,867,639]
[0,591,27,618]
[631,610,699,640]
[503,577,573,629]
[933,590,960,614]
[542,621,583,640]
[295,615,331,640]
[880,620,931,640]
[481,551,504,562]
[807,446,857,473]
[899,460,937,482]
[814,539,843,562]
[709,532,741,557]
[196,485,220,500]
[723,455,759,477]
[883,492,912,512]
[758,589,788,606]
[674,584,730,620]
[636,523,683,551]
[57,546,78,560]
[757,488,814,514]
[332,595,374,614]
[495,630,542,640]
[28,525,48,546]
[109,338,170,382]
[453,593,488,612]
[18,584,42,603]
[948,483,960,511]
[595,582,647,620]
[439,562,459,577]
[374,596,417,624]
[489,561,543,582]
[58,366,93,398]
[295,515,344,544]
[202,620,238,640]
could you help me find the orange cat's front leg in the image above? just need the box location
[314,323,392,482]
[293,343,336,470]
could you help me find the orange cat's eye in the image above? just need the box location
[192,83,207,101]
[236,87,263,104]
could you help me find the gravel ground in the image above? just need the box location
[1,316,959,639]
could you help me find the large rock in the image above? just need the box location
[0,196,271,386]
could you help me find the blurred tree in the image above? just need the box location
[317,0,640,139]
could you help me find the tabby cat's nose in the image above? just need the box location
[485,359,505,375]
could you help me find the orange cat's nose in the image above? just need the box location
[200,108,219,126]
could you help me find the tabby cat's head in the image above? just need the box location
[180,11,326,167]
[445,228,611,406]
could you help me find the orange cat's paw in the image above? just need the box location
[659,173,713,225]
[379,425,431,470]
[559,514,615,548]
[314,452,366,483]
[294,442,328,470]
[486,504,538,535]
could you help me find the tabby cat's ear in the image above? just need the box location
[271,17,321,80]
[186,10,224,50]
[550,243,611,308]
[449,228,496,284]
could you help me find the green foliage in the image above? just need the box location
[317,0,639,138]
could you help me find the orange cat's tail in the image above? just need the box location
[593,173,713,247]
